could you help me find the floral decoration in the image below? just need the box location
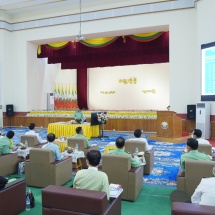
[97,112,108,123]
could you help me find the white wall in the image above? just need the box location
[0,3,209,114]
[88,64,169,110]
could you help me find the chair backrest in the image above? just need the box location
[102,154,131,198]
[184,160,215,196]
[67,138,86,150]
[198,144,212,156]
[125,140,146,154]
[21,135,38,147]
[30,148,55,164]
[0,153,18,176]
[42,186,108,215]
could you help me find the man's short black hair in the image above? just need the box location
[76,127,82,134]
[116,137,125,148]
[6,131,14,139]
[29,123,36,130]
[134,129,142,138]
[47,133,55,142]
[187,138,198,150]
[86,150,101,166]
[0,176,8,190]
[193,129,202,138]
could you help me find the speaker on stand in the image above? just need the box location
[6,104,14,126]
[187,105,196,120]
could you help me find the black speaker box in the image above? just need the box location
[6,104,14,117]
[187,104,196,120]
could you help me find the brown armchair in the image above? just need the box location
[171,202,215,215]
[0,179,26,215]
[177,160,215,196]
[101,154,143,201]
[25,148,72,187]
[67,137,98,168]
[125,140,154,174]
[21,135,45,148]
[42,185,121,215]
[197,143,212,156]
[0,153,18,176]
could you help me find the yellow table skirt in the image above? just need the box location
[48,123,99,139]
[103,145,117,154]
[54,141,68,153]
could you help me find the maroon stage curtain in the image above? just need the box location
[38,32,169,109]
[77,68,88,109]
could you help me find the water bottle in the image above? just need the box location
[135,147,139,154]
[75,143,79,151]
[25,140,28,148]
[26,195,30,211]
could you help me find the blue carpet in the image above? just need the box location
[1,127,186,188]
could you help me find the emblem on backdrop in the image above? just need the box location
[161,121,168,129]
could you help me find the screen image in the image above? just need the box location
[201,41,215,101]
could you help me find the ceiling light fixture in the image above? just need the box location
[76,0,84,41]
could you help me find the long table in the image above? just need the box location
[48,122,99,139]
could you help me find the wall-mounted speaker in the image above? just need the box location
[6,104,14,117]
[187,104,196,120]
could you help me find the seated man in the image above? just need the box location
[128,128,152,151]
[108,136,142,168]
[0,131,15,155]
[25,123,47,144]
[191,164,215,206]
[74,107,85,123]
[180,138,211,173]
[43,133,63,161]
[73,150,109,199]
[192,129,211,145]
[72,127,90,147]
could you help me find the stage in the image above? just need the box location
[148,135,189,144]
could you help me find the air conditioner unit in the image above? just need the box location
[0,105,3,128]
[196,103,210,139]
[47,93,54,111]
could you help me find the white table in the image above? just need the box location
[17,147,31,158]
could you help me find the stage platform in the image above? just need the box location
[148,135,189,144]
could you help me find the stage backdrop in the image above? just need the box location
[88,63,169,110]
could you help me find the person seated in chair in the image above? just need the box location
[128,129,152,151]
[73,150,109,199]
[192,129,211,145]
[0,130,16,155]
[43,133,63,161]
[191,164,215,206]
[25,123,47,144]
[180,138,211,174]
[72,127,90,147]
[74,107,85,123]
[108,136,142,168]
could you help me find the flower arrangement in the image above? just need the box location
[97,112,108,123]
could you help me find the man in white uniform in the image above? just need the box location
[25,123,47,144]
[128,129,152,151]
[192,129,211,145]
[191,165,215,206]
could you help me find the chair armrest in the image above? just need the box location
[145,149,154,154]
[104,196,121,215]
[171,202,215,215]
[129,166,142,173]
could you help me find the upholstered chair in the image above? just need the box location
[21,135,41,148]
[101,154,143,201]
[125,140,154,174]
[25,148,72,187]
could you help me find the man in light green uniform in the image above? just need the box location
[72,127,90,147]
[0,131,15,155]
[73,150,109,199]
[74,107,84,123]
[180,138,211,172]
[108,136,142,168]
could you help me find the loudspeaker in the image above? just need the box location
[6,104,14,117]
[187,105,196,120]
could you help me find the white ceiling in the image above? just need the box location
[0,0,172,16]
